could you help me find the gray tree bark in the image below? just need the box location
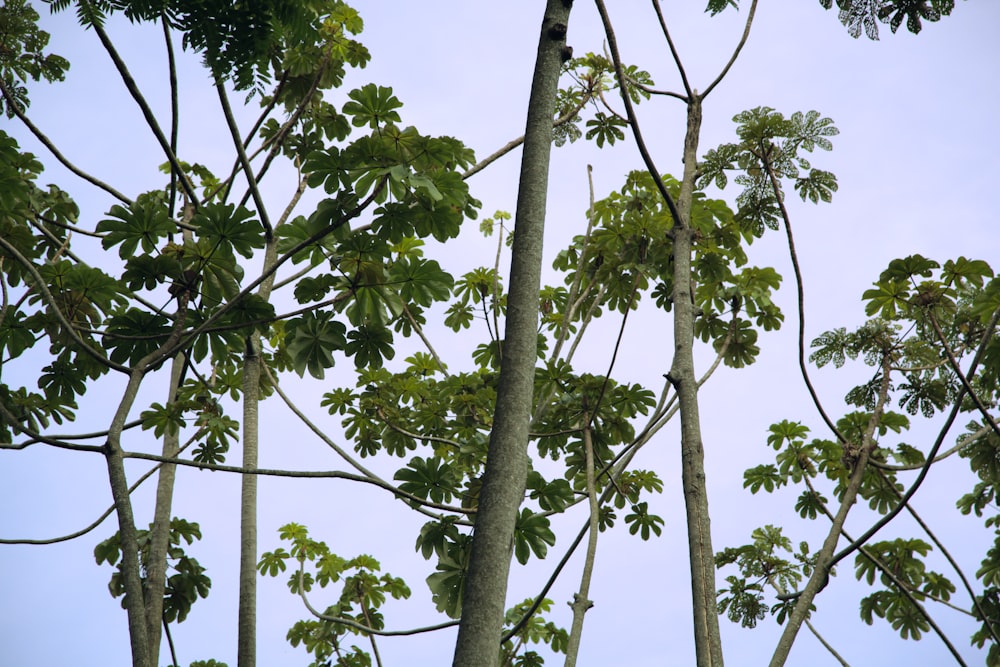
[143,352,185,664]
[451,2,572,665]
[670,98,725,667]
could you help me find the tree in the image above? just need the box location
[1,1,997,666]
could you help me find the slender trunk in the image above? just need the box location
[106,369,154,667]
[237,215,279,667]
[143,352,185,664]
[769,358,892,667]
[563,416,599,667]
[237,337,261,667]
[451,3,572,665]
[668,97,725,667]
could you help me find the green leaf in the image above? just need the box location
[513,509,556,564]
[345,324,394,369]
[343,83,402,128]
[283,312,348,379]
[192,203,265,259]
[96,200,174,259]
[394,457,460,504]
[624,502,664,540]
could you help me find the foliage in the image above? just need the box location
[95,518,211,624]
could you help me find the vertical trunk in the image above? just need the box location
[237,337,261,667]
[451,2,572,666]
[563,417,599,667]
[669,97,725,667]
[237,224,279,667]
[143,352,185,664]
[106,369,154,667]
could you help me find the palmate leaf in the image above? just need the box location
[863,281,910,317]
[388,257,454,307]
[97,200,174,259]
[394,456,460,504]
[585,113,627,147]
[344,324,394,369]
[102,308,172,366]
[343,83,402,129]
[192,202,265,258]
[513,509,556,564]
[284,312,347,379]
[624,502,664,540]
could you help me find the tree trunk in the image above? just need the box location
[670,97,725,667]
[143,352,185,664]
[237,220,279,667]
[237,337,261,667]
[451,2,572,665]
[106,369,154,667]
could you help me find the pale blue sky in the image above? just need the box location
[2,2,999,665]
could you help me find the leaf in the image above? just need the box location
[624,502,664,540]
[343,83,402,129]
[192,203,265,259]
[513,509,556,564]
[283,312,348,379]
[96,200,174,259]
[345,324,395,369]
[394,457,460,504]
[743,464,782,493]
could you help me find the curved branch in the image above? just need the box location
[375,407,464,450]
[88,10,198,207]
[761,150,846,444]
[295,560,459,636]
[870,425,989,471]
[927,309,1000,439]
[879,468,1000,645]
[0,78,133,206]
[119,450,472,516]
[463,93,592,181]
[828,308,999,569]
[594,0,684,228]
[0,431,198,545]
[702,0,760,99]
[650,0,693,99]
[0,235,129,374]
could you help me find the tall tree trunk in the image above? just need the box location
[143,352,185,664]
[106,369,154,667]
[451,2,572,665]
[237,224,279,667]
[237,337,261,667]
[670,97,725,667]
[563,416,599,667]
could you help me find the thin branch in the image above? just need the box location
[88,10,198,207]
[828,308,999,569]
[762,149,846,444]
[161,14,180,218]
[375,407,464,450]
[928,309,1000,439]
[594,0,685,229]
[870,425,989,471]
[650,0,693,98]
[0,427,197,547]
[118,449,471,515]
[215,77,273,238]
[0,78,133,205]
[880,468,1000,645]
[296,560,459,636]
[402,304,450,376]
[0,235,129,374]
[702,0,760,98]
[463,93,592,180]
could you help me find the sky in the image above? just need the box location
[2,1,1000,666]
